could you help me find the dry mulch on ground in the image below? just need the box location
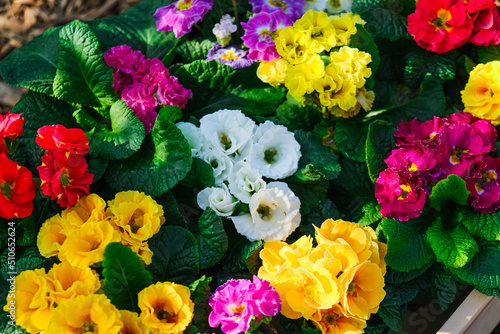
[0,0,141,113]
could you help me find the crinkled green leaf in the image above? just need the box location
[350,24,380,90]
[86,157,108,183]
[428,175,469,211]
[0,27,60,94]
[11,91,78,171]
[382,217,435,272]
[90,0,177,60]
[221,229,263,275]
[53,20,116,108]
[352,0,415,41]
[181,157,216,189]
[73,108,101,131]
[478,44,500,64]
[358,201,383,227]
[197,208,228,270]
[237,87,286,117]
[383,281,419,306]
[176,38,214,62]
[366,120,396,183]
[294,130,341,181]
[17,216,38,246]
[427,218,478,269]
[102,242,152,312]
[159,105,183,123]
[460,208,500,241]
[106,108,192,198]
[335,119,367,162]
[404,49,458,89]
[148,226,200,285]
[277,101,323,132]
[332,158,374,197]
[432,266,457,311]
[385,260,433,284]
[188,276,213,333]
[449,239,500,295]
[155,192,188,228]
[89,100,145,160]
[378,303,403,332]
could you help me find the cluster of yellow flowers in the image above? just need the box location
[3,262,194,334]
[461,60,500,125]
[257,11,375,119]
[37,191,165,267]
[258,219,387,334]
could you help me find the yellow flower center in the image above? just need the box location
[270,0,287,10]
[450,148,468,165]
[329,0,341,8]
[60,170,72,187]
[81,321,97,333]
[1,180,14,200]
[257,204,273,221]
[398,184,412,200]
[430,9,452,29]
[220,50,239,61]
[177,0,192,10]
[303,285,319,299]
[409,163,418,172]
[324,312,338,325]
[475,170,498,194]
[129,209,145,234]
[264,148,278,164]
[347,282,357,296]
[231,304,246,314]
[261,29,278,39]
[220,133,232,150]
[157,309,178,323]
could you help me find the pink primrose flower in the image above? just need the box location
[466,157,500,213]
[469,3,500,46]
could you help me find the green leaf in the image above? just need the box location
[332,158,374,197]
[176,38,214,62]
[365,120,396,183]
[378,303,403,332]
[0,27,60,94]
[352,0,415,41]
[181,157,216,189]
[385,260,433,284]
[350,25,380,90]
[382,217,435,272]
[155,192,188,228]
[106,108,192,198]
[294,130,341,181]
[427,218,478,269]
[246,245,264,276]
[159,105,183,123]
[148,226,200,285]
[236,87,286,116]
[91,0,176,60]
[432,266,457,311]
[197,208,228,270]
[221,230,263,275]
[358,201,383,227]
[478,44,500,64]
[102,242,152,312]
[89,100,145,160]
[301,199,344,236]
[383,281,419,306]
[428,175,469,211]
[11,92,78,171]
[73,108,101,131]
[86,157,108,183]
[449,239,500,295]
[460,208,500,241]
[276,101,323,132]
[285,166,330,215]
[17,216,38,246]
[188,276,213,333]
[334,119,367,162]
[53,20,116,108]
[404,49,458,89]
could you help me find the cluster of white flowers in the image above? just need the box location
[212,14,237,46]
[177,109,302,242]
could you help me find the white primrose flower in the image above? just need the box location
[326,0,352,13]
[176,122,204,157]
[230,182,301,241]
[213,14,237,40]
[228,161,266,204]
[201,148,234,184]
[303,0,328,12]
[197,184,239,217]
[199,109,256,162]
[247,121,301,179]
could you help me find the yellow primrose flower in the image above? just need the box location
[311,304,367,334]
[61,193,107,228]
[138,281,194,334]
[313,70,345,109]
[330,13,360,46]
[356,87,376,112]
[339,261,386,320]
[294,10,337,53]
[123,238,154,265]
[58,220,121,268]
[37,214,68,258]
[276,26,315,64]
[46,261,101,304]
[107,191,165,243]
[307,241,359,278]
[257,58,288,87]
[461,60,500,125]
[3,269,55,333]
[45,294,123,334]
[285,54,326,104]
[119,310,150,334]
[330,47,372,89]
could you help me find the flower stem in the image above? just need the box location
[37,197,51,226]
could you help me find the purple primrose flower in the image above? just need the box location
[153,0,213,38]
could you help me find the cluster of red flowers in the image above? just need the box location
[408,0,500,53]
[375,111,498,221]
[0,113,36,219]
[36,125,93,208]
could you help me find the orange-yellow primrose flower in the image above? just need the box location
[45,294,123,334]
[311,304,367,334]
[61,193,107,228]
[37,214,68,258]
[119,310,150,334]
[138,281,194,334]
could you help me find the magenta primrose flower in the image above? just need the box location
[153,0,213,38]
[241,10,293,62]
[385,145,437,173]
[249,0,305,21]
[466,157,500,213]
[208,276,281,334]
